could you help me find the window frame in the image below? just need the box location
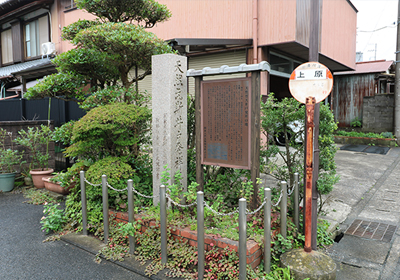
[1,27,13,66]
[23,13,50,60]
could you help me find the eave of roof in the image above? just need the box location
[167,38,253,53]
[334,60,393,76]
[168,38,354,72]
[346,0,358,13]
[0,0,53,24]
[0,57,53,78]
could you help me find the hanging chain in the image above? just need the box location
[106,183,127,192]
[287,183,296,196]
[84,176,288,215]
[130,186,160,199]
[246,198,267,215]
[166,193,197,208]
[203,201,239,216]
[84,178,102,187]
[272,190,284,207]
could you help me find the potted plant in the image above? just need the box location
[14,125,54,188]
[43,171,76,195]
[42,161,90,195]
[0,129,24,192]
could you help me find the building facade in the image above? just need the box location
[0,0,358,101]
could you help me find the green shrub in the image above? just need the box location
[40,203,68,234]
[65,103,151,161]
[350,117,362,128]
[53,121,76,146]
[85,157,135,211]
[64,183,104,235]
[14,125,54,170]
[261,93,339,211]
[80,86,150,111]
[334,130,394,139]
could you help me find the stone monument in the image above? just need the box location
[152,54,187,205]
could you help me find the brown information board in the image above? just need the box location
[201,77,251,169]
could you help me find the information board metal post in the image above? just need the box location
[195,76,204,192]
[250,71,261,210]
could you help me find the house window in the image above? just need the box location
[65,0,76,10]
[24,15,49,58]
[1,29,13,64]
[269,52,303,78]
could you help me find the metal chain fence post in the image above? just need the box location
[197,191,204,280]
[160,185,167,264]
[127,179,135,255]
[239,198,247,280]
[264,188,271,274]
[281,181,287,239]
[294,173,300,229]
[80,171,87,236]
[102,175,109,244]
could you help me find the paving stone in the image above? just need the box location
[331,235,390,264]
[335,262,380,280]
[380,236,400,280]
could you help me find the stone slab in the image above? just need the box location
[335,262,380,280]
[339,144,369,152]
[280,249,336,280]
[329,235,390,265]
[320,199,352,225]
[380,235,400,279]
[61,232,106,255]
[329,149,395,208]
[364,146,390,155]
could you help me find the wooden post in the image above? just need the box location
[251,71,261,209]
[394,0,400,143]
[195,76,204,191]
[304,96,316,253]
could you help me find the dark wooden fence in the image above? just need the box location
[0,97,85,127]
[0,98,86,171]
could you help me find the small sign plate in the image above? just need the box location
[289,62,333,104]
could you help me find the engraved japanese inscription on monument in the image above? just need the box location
[201,77,251,169]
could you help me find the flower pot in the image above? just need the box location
[30,169,54,189]
[0,173,16,192]
[42,176,75,195]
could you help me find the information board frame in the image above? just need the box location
[200,77,252,169]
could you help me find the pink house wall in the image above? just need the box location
[321,0,357,70]
[154,0,253,39]
[53,0,356,70]
[258,0,297,45]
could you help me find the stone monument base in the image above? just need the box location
[280,249,336,280]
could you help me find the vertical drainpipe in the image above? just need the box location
[252,0,258,64]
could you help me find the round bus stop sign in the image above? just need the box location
[288,62,333,104]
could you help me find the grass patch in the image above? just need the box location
[334,130,394,139]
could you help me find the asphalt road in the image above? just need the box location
[0,192,149,280]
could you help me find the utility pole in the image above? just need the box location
[394,0,400,143]
[308,0,320,250]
